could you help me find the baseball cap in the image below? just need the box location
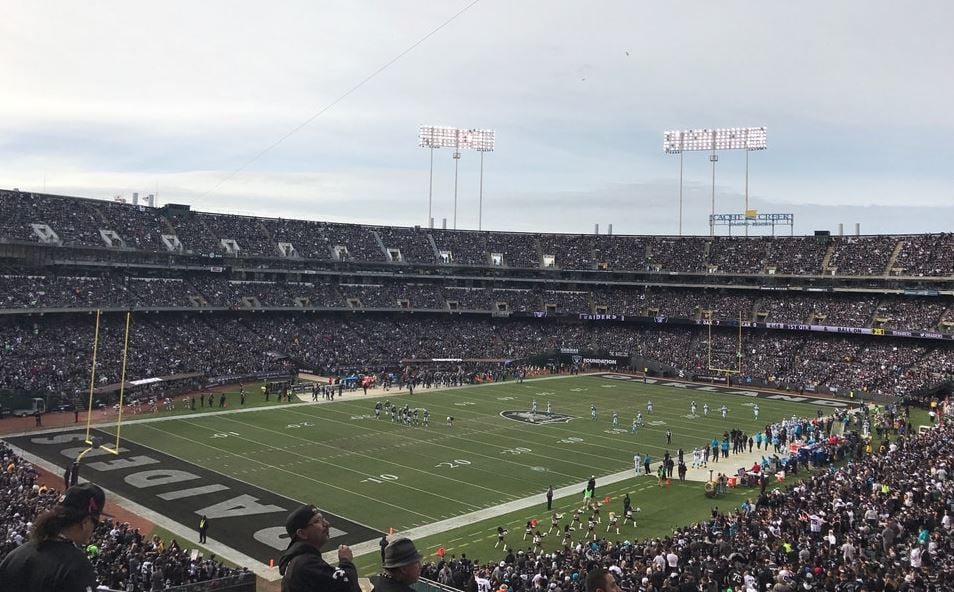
[285,505,321,538]
[59,483,108,519]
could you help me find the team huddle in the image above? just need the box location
[373,400,454,426]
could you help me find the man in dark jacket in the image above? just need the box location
[279,505,359,592]
[370,537,423,592]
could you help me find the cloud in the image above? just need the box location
[1,1,953,233]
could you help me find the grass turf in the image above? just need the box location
[105,374,837,535]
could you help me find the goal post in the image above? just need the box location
[79,310,133,461]
[706,311,744,375]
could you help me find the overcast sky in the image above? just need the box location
[2,1,953,236]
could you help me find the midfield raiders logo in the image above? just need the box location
[500,411,576,424]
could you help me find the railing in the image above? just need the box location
[413,577,462,592]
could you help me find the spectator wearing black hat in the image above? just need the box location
[371,537,423,592]
[278,505,358,592]
[0,483,107,592]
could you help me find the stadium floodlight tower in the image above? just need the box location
[664,127,767,236]
[419,125,458,228]
[464,128,495,231]
[419,126,495,230]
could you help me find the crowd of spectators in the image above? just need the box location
[485,232,542,269]
[6,190,954,277]
[194,213,274,257]
[706,237,768,274]
[647,237,708,272]
[257,218,330,259]
[827,236,899,276]
[593,236,650,272]
[1,273,952,333]
[322,223,386,262]
[0,442,251,592]
[764,238,829,275]
[809,296,879,328]
[375,226,437,263]
[539,234,597,270]
[2,313,952,401]
[895,235,954,277]
[429,414,954,592]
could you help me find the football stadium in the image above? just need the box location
[2,3,953,592]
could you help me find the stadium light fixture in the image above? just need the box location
[467,129,495,231]
[663,127,767,235]
[419,126,495,230]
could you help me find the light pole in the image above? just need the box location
[452,149,461,230]
[419,126,458,228]
[664,127,767,235]
[467,129,495,231]
[419,125,495,230]
[710,147,718,237]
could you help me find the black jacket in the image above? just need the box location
[0,539,97,592]
[370,573,416,592]
[279,541,360,592]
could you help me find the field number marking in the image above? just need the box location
[435,459,472,469]
[211,432,240,438]
[501,447,532,455]
[361,474,400,484]
[558,437,585,444]
[286,422,314,429]
[454,401,475,407]
[497,396,515,401]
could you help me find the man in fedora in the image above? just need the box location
[279,505,359,592]
[0,483,108,592]
[371,537,423,592]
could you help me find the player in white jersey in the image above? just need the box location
[546,400,552,417]
[753,404,760,420]
[636,412,643,426]
[631,418,639,434]
[721,405,728,419]
[531,399,537,416]
[591,404,598,420]
[703,403,710,416]
[690,401,697,416]
[692,447,702,468]
[647,400,654,413]
[612,411,619,428]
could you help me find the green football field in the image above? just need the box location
[105,374,831,536]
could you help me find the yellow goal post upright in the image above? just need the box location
[705,310,744,376]
[78,310,133,462]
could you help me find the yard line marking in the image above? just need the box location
[134,422,438,521]
[212,415,508,498]
[177,417,483,509]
